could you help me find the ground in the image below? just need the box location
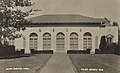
[0,54,52,73]
[0,53,120,73]
[69,54,120,73]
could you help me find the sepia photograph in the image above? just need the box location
[0,0,120,73]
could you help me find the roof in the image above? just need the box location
[28,14,107,23]
[106,34,114,38]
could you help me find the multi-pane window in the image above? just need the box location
[9,38,15,45]
[107,38,112,44]
[83,32,92,50]
[43,33,51,50]
[106,34,114,44]
[56,33,65,51]
[29,33,38,50]
[70,33,78,50]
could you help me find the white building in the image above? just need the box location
[10,14,118,54]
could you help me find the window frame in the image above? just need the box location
[83,32,92,50]
[70,32,78,50]
[43,33,51,50]
[29,33,38,50]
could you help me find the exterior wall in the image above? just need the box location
[15,37,24,51]
[14,26,118,54]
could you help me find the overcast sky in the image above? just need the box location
[23,0,120,26]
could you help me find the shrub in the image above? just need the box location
[0,45,15,56]
[115,44,120,55]
[106,43,115,54]
[95,49,101,54]
[30,49,53,54]
[67,49,91,54]
[99,36,107,54]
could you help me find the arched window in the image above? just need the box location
[83,32,92,50]
[43,33,51,50]
[56,32,65,51]
[29,33,38,50]
[70,32,78,50]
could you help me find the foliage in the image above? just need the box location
[118,32,120,44]
[99,35,107,53]
[0,0,33,45]
[113,21,118,26]
[106,43,115,54]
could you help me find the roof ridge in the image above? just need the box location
[39,14,93,18]
[28,14,106,23]
[29,14,105,20]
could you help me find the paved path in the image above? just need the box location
[40,52,75,73]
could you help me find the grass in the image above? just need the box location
[0,54,52,73]
[69,54,120,73]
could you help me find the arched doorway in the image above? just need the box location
[29,33,38,50]
[83,32,92,50]
[43,33,51,50]
[56,32,65,52]
[70,32,78,50]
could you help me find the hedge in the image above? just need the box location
[30,49,53,54]
[67,49,91,54]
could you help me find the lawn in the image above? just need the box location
[69,54,120,73]
[0,54,52,73]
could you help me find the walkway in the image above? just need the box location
[40,52,75,73]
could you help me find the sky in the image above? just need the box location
[22,0,120,26]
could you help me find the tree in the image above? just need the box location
[99,35,107,53]
[113,21,118,26]
[0,0,33,45]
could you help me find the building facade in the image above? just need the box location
[10,14,118,54]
